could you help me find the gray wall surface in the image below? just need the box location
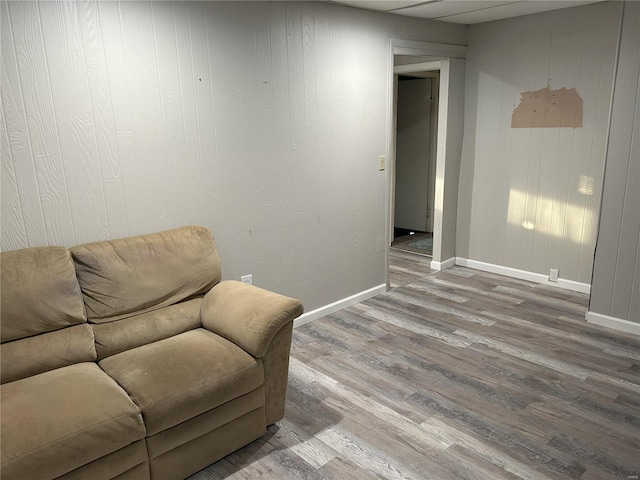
[457,2,621,285]
[5,0,635,323]
[435,58,465,264]
[590,2,640,324]
[0,1,465,312]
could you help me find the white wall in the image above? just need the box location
[590,1,640,328]
[457,2,621,285]
[0,1,465,311]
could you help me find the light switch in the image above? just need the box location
[378,155,386,171]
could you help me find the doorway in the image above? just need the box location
[391,74,438,257]
[383,41,466,291]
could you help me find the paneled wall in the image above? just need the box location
[0,1,465,311]
[590,1,640,326]
[457,2,621,285]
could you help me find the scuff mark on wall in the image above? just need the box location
[511,87,583,128]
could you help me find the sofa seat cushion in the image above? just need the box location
[1,363,146,480]
[99,328,264,436]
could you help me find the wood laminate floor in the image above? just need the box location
[191,250,640,480]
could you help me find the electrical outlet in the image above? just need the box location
[549,268,559,282]
[378,155,386,171]
[241,274,253,285]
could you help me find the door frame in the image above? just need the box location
[385,40,466,290]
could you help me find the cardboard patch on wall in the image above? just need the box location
[511,87,582,128]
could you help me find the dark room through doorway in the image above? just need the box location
[391,73,438,257]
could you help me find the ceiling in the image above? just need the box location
[327,0,606,24]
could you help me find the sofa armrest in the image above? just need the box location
[200,280,303,358]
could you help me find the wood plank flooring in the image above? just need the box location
[190,250,640,480]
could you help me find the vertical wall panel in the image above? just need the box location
[286,3,314,296]
[458,2,621,285]
[171,2,204,228]
[99,1,146,235]
[1,1,43,248]
[313,4,342,304]
[119,1,170,233]
[329,7,351,297]
[151,2,191,224]
[39,1,109,244]
[205,2,247,280]
[591,2,640,324]
[483,59,508,267]
[314,5,334,208]
[576,21,620,282]
[78,0,120,182]
[531,24,573,276]
[1,101,27,250]
[7,1,75,246]
[550,19,579,280]
[1,0,466,311]
[197,3,223,225]
[78,0,129,240]
[253,3,291,294]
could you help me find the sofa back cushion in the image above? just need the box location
[1,247,87,343]
[70,225,220,323]
[1,247,95,383]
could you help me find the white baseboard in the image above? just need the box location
[455,258,591,294]
[586,311,640,335]
[430,257,456,271]
[294,284,387,328]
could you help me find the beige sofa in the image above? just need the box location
[0,226,303,480]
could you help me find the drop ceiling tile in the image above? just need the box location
[436,0,603,24]
[328,0,431,12]
[393,1,517,19]
[327,0,608,24]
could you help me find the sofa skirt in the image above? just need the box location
[55,440,149,480]
[149,406,266,480]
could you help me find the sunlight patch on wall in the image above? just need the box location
[578,175,594,196]
[507,188,593,245]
